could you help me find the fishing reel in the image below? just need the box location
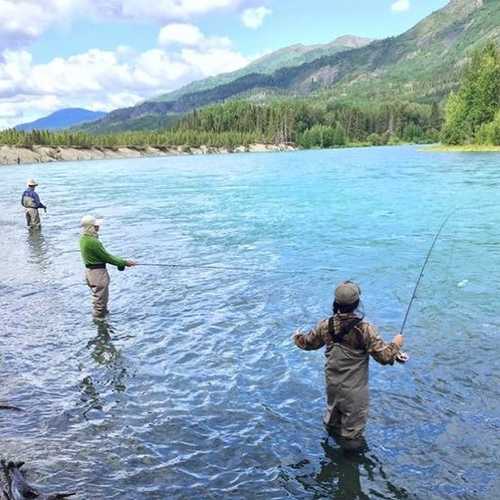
[395,351,409,364]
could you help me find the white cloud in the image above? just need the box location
[0,25,251,128]
[158,23,232,50]
[241,6,271,29]
[0,95,61,121]
[0,0,86,47]
[0,1,263,127]
[181,48,249,77]
[391,0,410,12]
[114,0,239,20]
[0,0,256,48]
[158,23,205,46]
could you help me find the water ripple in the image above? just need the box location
[1,147,499,498]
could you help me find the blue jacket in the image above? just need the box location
[21,188,46,209]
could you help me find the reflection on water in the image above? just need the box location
[88,322,124,378]
[286,439,410,499]
[26,230,50,269]
[80,321,129,419]
[80,374,103,417]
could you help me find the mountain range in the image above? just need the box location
[29,0,500,134]
[154,35,374,103]
[16,108,106,132]
[79,35,375,133]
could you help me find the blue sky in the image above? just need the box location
[0,0,449,128]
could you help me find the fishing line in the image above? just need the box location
[400,210,455,336]
[138,262,338,275]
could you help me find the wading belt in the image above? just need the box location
[86,263,106,269]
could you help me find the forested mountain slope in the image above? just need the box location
[82,0,500,134]
[153,35,374,103]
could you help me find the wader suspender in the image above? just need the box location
[328,316,364,348]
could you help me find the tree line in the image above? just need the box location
[178,99,442,147]
[0,99,442,149]
[442,42,500,146]
[0,128,263,149]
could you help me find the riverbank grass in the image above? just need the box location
[426,144,500,153]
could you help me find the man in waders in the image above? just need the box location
[21,179,46,229]
[80,215,136,320]
[294,281,406,450]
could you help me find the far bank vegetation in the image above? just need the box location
[441,42,500,147]
[0,100,442,151]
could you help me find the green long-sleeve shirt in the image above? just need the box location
[80,235,127,269]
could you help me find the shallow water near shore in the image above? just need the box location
[1,145,499,499]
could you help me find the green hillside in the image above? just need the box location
[152,35,373,103]
[327,0,500,103]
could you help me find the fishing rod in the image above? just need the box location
[400,210,455,336]
[138,262,338,275]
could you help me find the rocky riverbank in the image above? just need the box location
[0,143,297,166]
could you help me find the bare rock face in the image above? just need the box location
[328,35,374,49]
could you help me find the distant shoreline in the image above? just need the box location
[0,143,297,166]
[4,142,488,166]
[425,144,500,153]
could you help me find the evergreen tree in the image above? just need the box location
[442,42,500,145]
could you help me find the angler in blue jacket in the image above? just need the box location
[21,178,46,229]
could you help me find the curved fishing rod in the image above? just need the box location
[400,210,455,336]
[138,263,338,275]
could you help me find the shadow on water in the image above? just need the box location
[283,438,412,500]
[79,321,129,419]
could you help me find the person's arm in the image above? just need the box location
[92,239,129,268]
[363,324,403,365]
[32,192,46,209]
[294,319,327,351]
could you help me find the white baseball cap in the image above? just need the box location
[80,215,104,227]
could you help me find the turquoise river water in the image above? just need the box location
[0,146,499,499]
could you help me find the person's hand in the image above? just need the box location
[43,207,47,213]
[395,351,409,364]
[293,330,306,349]
[393,334,404,348]
[125,260,137,267]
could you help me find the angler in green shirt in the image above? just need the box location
[80,215,136,319]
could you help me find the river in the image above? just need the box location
[1,146,499,499]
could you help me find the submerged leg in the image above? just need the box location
[25,208,41,229]
[324,399,369,453]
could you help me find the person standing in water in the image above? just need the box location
[79,215,137,320]
[294,281,406,450]
[21,179,46,229]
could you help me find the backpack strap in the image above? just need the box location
[328,315,364,348]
